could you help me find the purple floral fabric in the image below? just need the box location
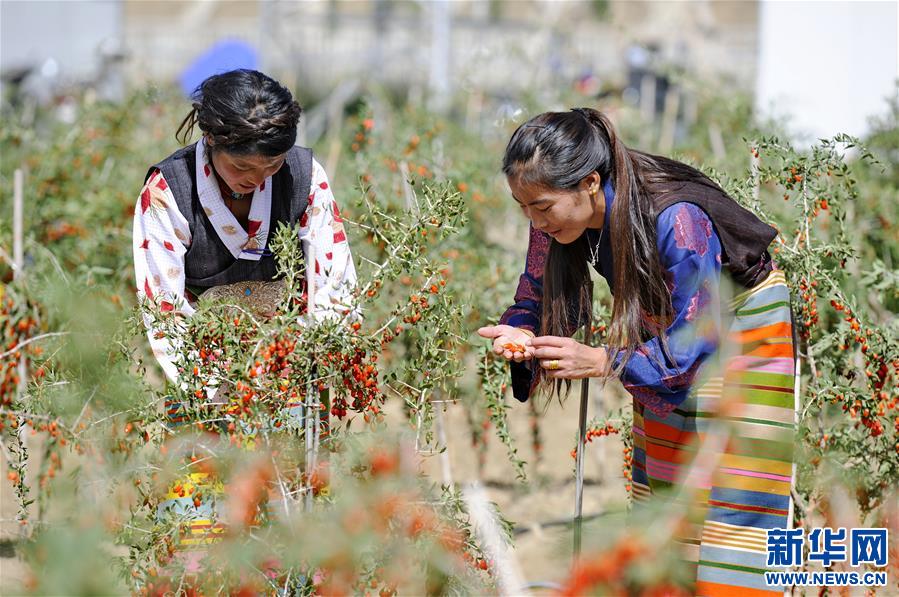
[498,223,551,333]
[615,202,722,416]
[499,198,723,414]
[673,202,714,256]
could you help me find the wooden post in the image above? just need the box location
[708,123,726,162]
[13,168,26,397]
[304,243,319,512]
[324,96,344,182]
[13,169,24,276]
[640,75,656,124]
[399,161,417,215]
[434,397,453,487]
[13,168,29,536]
[750,141,761,205]
[463,482,528,596]
[427,0,451,114]
[682,91,698,135]
[658,86,680,153]
[638,74,656,148]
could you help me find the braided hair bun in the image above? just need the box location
[176,69,302,157]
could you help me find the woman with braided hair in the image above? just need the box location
[134,69,356,382]
[479,108,797,595]
[132,69,356,570]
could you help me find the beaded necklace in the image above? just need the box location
[217,176,252,201]
[206,148,252,201]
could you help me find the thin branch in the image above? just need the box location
[0,246,18,270]
[357,254,381,268]
[71,388,98,432]
[0,332,70,359]
[0,409,73,435]
[791,486,810,523]
[340,216,374,232]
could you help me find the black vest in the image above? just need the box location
[146,145,313,292]
[650,180,776,288]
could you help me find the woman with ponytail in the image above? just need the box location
[479,108,795,595]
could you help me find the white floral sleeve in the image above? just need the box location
[298,159,359,320]
[132,170,194,383]
[134,159,357,384]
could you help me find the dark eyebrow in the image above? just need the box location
[512,194,552,206]
[233,156,284,169]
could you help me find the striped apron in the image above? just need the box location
[156,394,308,571]
[155,410,229,571]
[631,269,797,596]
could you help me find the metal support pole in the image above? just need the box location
[573,377,589,557]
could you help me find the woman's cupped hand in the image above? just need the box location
[478,326,609,379]
[477,324,535,362]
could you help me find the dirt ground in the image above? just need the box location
[418,378,632,592]
[0,378,632,594]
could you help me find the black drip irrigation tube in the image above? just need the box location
[512,510,609,537]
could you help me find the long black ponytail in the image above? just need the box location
[503,108,722,388]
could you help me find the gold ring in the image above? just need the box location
[546,360,560,371]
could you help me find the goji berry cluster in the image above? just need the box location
[364,278,382,299]
[45,221,87,242]
[309,466,478,596]
[350,116,374,154]
[194,330,226,368]
[461,550,492,572]
[573,420,634,492]
[186,325,307,432]
[379,277,446,347]
[796,277,819,337]
[250,333,299,391]
[559,537,666,596]
[321,347,382,419]
[812,196,829,217]
[571,421,621,459]
[589,323,608,339]
[1,295,41,408]
[829,298,898,447]
[402,291,431,325]
[4,416,69,494]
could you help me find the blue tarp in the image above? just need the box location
[178,40,258,96]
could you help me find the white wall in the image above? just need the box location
[1,0,122,79]
[756,0,898,141]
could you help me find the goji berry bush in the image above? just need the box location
[1,83,897,594]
